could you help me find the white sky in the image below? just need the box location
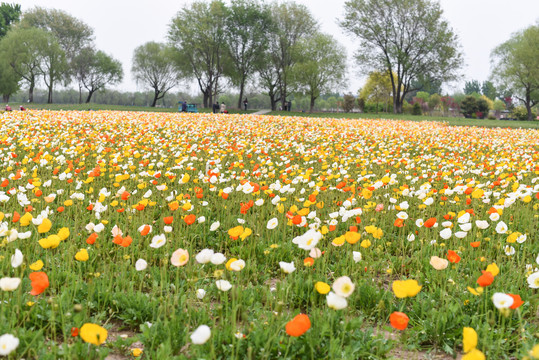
[15,0,539,95]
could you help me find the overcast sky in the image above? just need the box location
[15,0,539,95]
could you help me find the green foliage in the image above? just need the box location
[342,94,355,112]
[491,24,539,120]
[513,106,537,120]
[412,102,422,115]
[224,0,273,108]
[131,42,181,107]
[359,71,394,113]
[0,2,20,38]
[428,93,441,111]
[464,80,481,95]
[460,96,478,118]
[292,33,347,112]
[73,48,123,103]
[493,99,506,111]
[481,80,498,100]
[340,0,463,113]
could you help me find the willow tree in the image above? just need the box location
[490,24,539,120]
[340,0,463,113]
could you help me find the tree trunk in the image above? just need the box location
[203,91,209,109]
[86,90,95,103]
[309,96,316,113]
[3,95,9,102]
[28,80,35,103]
[151,89,159,107]
[79,84,83,104]
[47,86,53,104]
[237,76,246,109]
[526,90,533,121]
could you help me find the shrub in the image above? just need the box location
[460,96,478,118]
[412,102,422,115]
[357,97,365,112]
[343,94,355,112]
[512,106,537,121]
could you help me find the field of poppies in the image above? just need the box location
[0,110,538,359]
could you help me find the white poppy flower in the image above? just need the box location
[492,293,514,309]
[135,259,148,271]
[0,334,19,356]
[332,276,355,298]
[11,249,23,268]
[266,218,278,230]
[326,292,347,310]
[229,259,245,272]
[475,220,489,229]
[495,221,508,234]
[352,251,362,263]
[210,221,220,231]
[196,289,206,299]
[215,280,232,292]
[279,261,296,274]
[527,271,539,288]
[196,249,214,264]
[210,253,226,265]
[190,325,211,344]
[0,277,21,291]
[149,234,166,248]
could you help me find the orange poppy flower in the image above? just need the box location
[394,218,404,227]
[476,271,494,287]
[292,215,302,225]
[86,204,94,211]
[57,206,65,213]
[86,233,98,245]
[140,225,151,236]
[470,241,480,248]
[508,294,524,309]
[303,257,314,267]
[285,314,311,337]
[29,272,49,296]
[447,250,461,264]
[184,214,196,225]
[389,311,409,330]
[121,191,130,200]
[120,236,132,247]
[164,216,174,225]
[12,211,20,223]
[423,217,437,228]
[113,235,124,245]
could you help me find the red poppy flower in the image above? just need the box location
[424,217,437,228]
[164,216,174,225]
[285,314,311,337]
[71,327,79,337]
[476,271,494,287]
[29,272,49,296]
[390,311,409,330]
[184,214,196,225]
[508,294,524,309]
[447,250,461,264]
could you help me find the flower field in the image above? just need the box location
[1,110,539,359]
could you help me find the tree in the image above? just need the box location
[0,27,49,102]
[428,93,441,113]
[0,2,21,38]
[359,71,394,113]
[0,56,19,101]
[340,0,463,114]
[491,24,539,120]
[464,80,481,95]
[342,94,355,112]
[169,1,228,108]
[38,32,67,103]
[73,48,123,103]
[461,96,478,118]
[21,7,94,85]
[132,42,181,107]
[481,81,497,100]
[224,0,273,109]
[267,2,318,110]
[291,33,347,112]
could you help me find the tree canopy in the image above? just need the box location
[490,23,539,120]
[340,0,463,113]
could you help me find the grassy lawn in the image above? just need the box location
[268,111,539,129]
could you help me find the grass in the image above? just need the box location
[268,111,539,129]
[0,110,538,359]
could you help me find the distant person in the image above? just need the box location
[213,101,219,114]
[181,101,187,112]
[243,98,248,111]
[220,102,226,114]
[5,104,11,111]
[288,101,292,111]
[19,106,25,111]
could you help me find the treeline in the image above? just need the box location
[0,0,536,118]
